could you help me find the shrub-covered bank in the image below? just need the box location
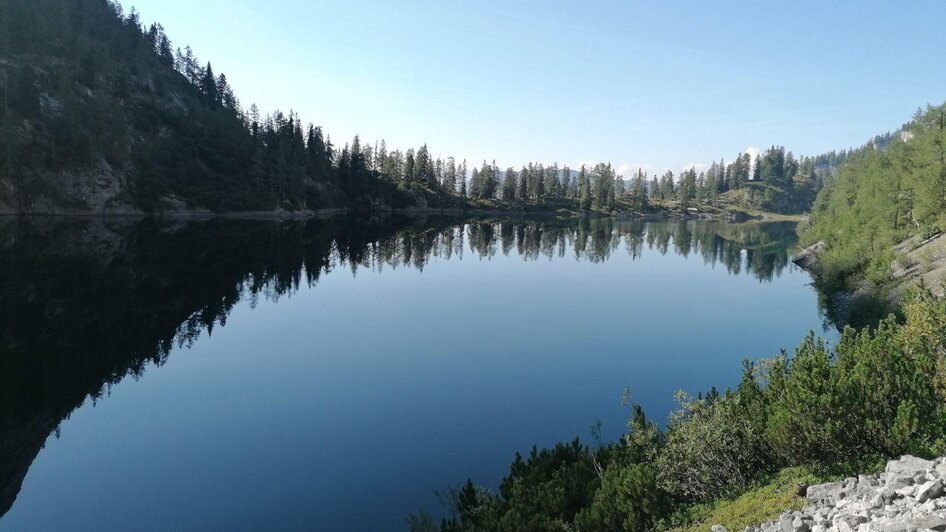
[410,292,946,531]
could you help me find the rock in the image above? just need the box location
[807,481,847,504]
[750,456,946,532]
[916,480,945,503]
[711,525,728,532]
[836,519,857,532]
[934,458,946,479]
[792,241,825,270]
[887,456,936,480]
[872,489,896,508]
[898,485,918,498]
[912,515,946,531]
[889,477,917,491]
[793,516,812,532]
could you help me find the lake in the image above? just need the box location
[0,215,828,531]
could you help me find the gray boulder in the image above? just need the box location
[912,514,946,531]
[916,480,944,503]
[886,456,935,481]
[807,481,848,504]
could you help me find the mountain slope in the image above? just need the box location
[800,104,946,280]
[0,0,442,214]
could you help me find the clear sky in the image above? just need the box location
[122,0,946,176]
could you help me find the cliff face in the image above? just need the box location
[0,161,142,215]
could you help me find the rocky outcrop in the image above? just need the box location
[891,233,946,298]
[792,241,825,272]
[733,456,946,532]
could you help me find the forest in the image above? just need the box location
[801,103,946,302]
[1,0,829,216]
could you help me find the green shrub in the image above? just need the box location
[574,464,668,532]
[865,249,895,286]
[431,294,946,531]
[657,393,769,502]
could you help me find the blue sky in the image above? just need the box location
[124,0,946,175]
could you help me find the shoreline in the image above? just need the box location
[0,205,808,223]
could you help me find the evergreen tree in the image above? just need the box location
[678,168,697,208]
[200,62,218,107]
[518,165,530,200]
[502,168,517,201]
[579,166,592,211]
[445,157,457,193]
[459,159,468,196]
[630,169,649,210]
[404,149,415,183]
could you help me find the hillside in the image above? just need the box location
[0,0,457,215]
[797,102,946,326]
[718,175,819,215]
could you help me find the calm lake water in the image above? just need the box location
[0,216,828,531]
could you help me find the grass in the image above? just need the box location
[670,466,830,532]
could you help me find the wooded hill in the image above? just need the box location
[0,0,463,214]
[799,102,946,321]
[1,0,840,217]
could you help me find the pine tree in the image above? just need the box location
[518,165,529,200]
[502,168,518,201]
[200,62,218,107]
[404,149,415,183]
[445,157,457,193]
[579,165,592,211]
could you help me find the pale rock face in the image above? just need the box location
[713,456,946,532]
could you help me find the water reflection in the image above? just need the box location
[325,218,797,282]
[0,215,798,518]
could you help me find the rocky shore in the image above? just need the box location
[716,456,946,532]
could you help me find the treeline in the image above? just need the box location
[801,102,946,295]
[452,144,825,215]
[645,146,823,212]
[2,0,829,215]
[414,291,946,531]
